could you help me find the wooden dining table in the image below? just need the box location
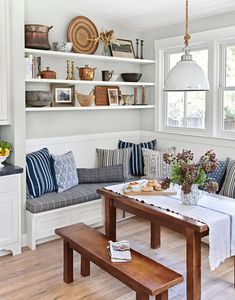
[97,188,217,300]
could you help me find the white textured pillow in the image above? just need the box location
[142,147,176,180]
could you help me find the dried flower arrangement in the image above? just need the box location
[92,29,118,55]
[161,150,219,195]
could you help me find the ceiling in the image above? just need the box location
[67,0,235,32]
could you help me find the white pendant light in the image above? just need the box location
[164,0,209,91]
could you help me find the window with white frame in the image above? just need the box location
[220,44,235,133]
[164,48,208,130]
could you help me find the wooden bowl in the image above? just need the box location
[75,93,95,107]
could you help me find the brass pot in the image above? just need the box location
[77,65,97,81]
[40,67,56,79]
[25,24,53,50]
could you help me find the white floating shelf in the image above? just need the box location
[24,48,155,65]
[25,78,155,86]
[25,105,155,112]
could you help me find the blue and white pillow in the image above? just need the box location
[51,151,78,193]
[207,159,229,191]
[26,148,56,198]
[118,139,157,176]
[220,160,235,198]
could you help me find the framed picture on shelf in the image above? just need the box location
[108,88,119,106]
[51,84,75,107]
[109,39,135,58]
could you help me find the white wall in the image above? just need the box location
[24,0,148,139]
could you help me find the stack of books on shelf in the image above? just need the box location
[107,240,132,263]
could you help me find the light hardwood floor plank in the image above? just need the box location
[0,217,234,300]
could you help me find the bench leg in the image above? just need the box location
[136,292,149,300]
[156,291,168,300]
[64,240,73,284]
[81,256,90,277]
[151,222,161,249]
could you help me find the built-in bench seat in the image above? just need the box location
[26,182,122,214]
[26,180,135,250]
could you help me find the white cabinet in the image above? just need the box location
[0,174,21,255]
[0,0,10,124]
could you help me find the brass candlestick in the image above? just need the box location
[66,60,71,80]
[71,61,75,80]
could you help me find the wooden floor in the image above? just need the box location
[0,217,235,300]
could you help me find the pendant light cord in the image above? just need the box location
[184,0,191,47]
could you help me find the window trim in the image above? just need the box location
[155,25,235,139]
[161,43,209,135]
[218,41,235,137]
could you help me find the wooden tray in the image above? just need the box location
[95,86,120,106]
[124,190,177,196]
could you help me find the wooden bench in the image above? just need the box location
[55,223,183,300]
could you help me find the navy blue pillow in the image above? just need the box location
[26,148,56,198]
[118,139,157,176]
[207,159,229,191]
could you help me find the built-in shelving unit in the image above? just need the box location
[25,105,155,112]
[25,48,155,112]
[26,78,155,86]
[24,48,155,65]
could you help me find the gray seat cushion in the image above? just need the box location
[26,182,123,213]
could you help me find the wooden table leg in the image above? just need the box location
[105,196,116,241]
[64,240,73,283]
[81,256,90,277]
[156,291,168,300]
[136,292,149,300]
[151,222,161,249]
[186,227,201,300]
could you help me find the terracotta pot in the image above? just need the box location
[40,67,56,79]
[25,24,53,50]
[77,65,97,81]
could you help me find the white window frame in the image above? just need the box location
[218,39,235,138]
[163,45,209,134]
[155,25,235,140]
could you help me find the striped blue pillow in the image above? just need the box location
[26,148,56,198]
[118,139,157,176]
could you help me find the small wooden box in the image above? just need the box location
[95,86,120,106]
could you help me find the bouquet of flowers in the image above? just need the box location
[161,150,219,195]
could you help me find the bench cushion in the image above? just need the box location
[26,182,121,213]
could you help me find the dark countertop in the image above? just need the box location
[0,163,23,177]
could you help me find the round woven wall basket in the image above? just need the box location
[67,16,98,54]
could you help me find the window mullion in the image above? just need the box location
[184,92,187,127]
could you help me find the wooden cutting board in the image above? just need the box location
[95,86,120,106]
[124,190,177,196]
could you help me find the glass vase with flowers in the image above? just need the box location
[161,150,219,205]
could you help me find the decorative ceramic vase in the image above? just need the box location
[181,184,200,205]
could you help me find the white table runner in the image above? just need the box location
[105,181,235,271]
